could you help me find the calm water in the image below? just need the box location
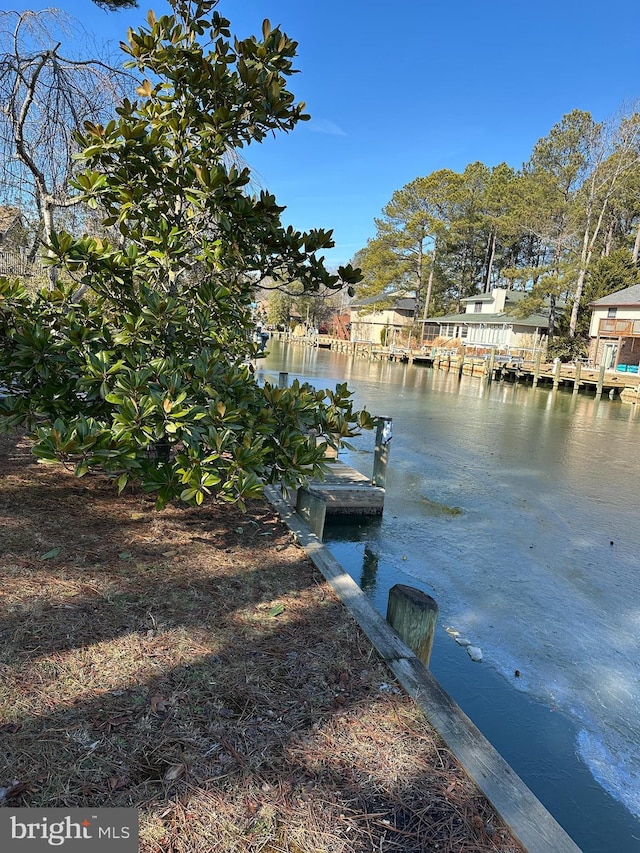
[259,340,640,853]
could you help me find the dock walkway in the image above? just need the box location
[298,458,385,515]
[272,333,640,401]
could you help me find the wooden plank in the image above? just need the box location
[264,486,581,853]
[316,490,384,514]
[389,658,581,853]
[319,462,371,484]
[305,459,385,514]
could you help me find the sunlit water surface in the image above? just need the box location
[259,341,640,853]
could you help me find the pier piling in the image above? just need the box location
[573,362,582,394]
[372,417,393,488]
[596,363,606,397]
[532,351,542,387]
[386,584,438,667]
[486,349,496,383]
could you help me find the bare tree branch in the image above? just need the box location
[0,9,135,282]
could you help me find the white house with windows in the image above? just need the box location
[421,288,552,355]
[588,284,640,370]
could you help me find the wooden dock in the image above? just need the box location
[299,459,385,514]
[292,459,385,541]
[266,383,390,538]
[270,407,391,540]
[271,334,640,401]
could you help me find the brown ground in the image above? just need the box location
[0,430,524,852]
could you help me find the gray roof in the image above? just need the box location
[460,290,529,306]
[422,311,550,329]
[351,290,416,311]
[589,284,640,307]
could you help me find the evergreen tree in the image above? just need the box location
[0,0,370,509]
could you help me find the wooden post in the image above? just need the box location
[372,416,392,487]
[486,349,496,383]
[296,488,326,541]
[386,584,438,667]
[552,358,561,389]
[573,362,582,394]
[532,350,542,387]
[278,371,289,389]
[596,362,606,397]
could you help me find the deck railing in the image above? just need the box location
[598,317,640,337]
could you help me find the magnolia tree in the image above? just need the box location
[0,0,370,509]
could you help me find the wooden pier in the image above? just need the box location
[270,333,640,402]
[269,383,390,539]
[292,459,385,541]
[297,458,385,514]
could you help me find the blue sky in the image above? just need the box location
[11,0,640,268]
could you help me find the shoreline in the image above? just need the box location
[259,340,640,852]
[265,486,581,853]
[0,429,527,852]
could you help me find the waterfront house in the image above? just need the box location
[421,288,552,356]
[588,284,640,370]
[348,291,416,345]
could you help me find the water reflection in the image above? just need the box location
[323,516,384,596]
[260,340,640,853]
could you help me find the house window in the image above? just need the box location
[474,302,483,313]
[607,307,617,319]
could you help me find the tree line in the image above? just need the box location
[352,108,640,351]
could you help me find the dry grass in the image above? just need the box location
[0,430,524,852]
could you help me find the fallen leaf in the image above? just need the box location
[159,806,177,820]
[40,548,60,560]
[150,694,170,715]
[109,776,129,792]
[164,764,185,782]
[97,715,131,732]
[268,603,285,617]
